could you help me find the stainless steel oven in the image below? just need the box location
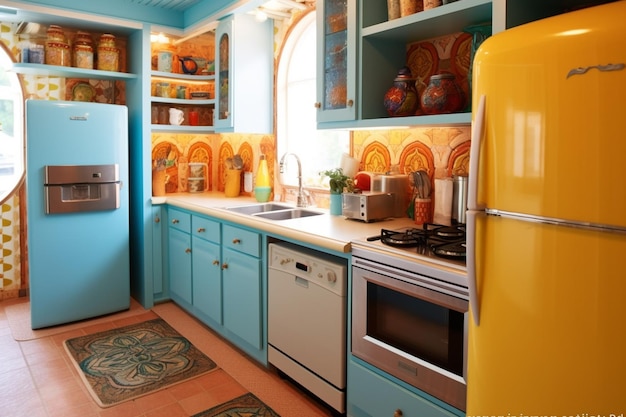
[351,226,468,411]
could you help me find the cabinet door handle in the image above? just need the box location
[347,99,354,107]
[172,219,180,224]
[314,102,321,108]
[232,238,241,244]
[394,410,403,417]
[185,248,191,254]
[154,216,160,223]
[197,227,205,233]
[221,262,228,270]
[212,260,220,266]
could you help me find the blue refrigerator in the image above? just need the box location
[26,100,130,329]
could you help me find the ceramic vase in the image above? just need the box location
[330,193,343,216]
[420,73,465,114]
[383,66,419,117]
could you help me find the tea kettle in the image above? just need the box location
[179,56,198,74]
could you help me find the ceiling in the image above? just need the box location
[125,0,205,13]
[0,0,309,35]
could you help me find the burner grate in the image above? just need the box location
[378,224,466,258]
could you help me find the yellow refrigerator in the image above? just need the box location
[466,1,626,414]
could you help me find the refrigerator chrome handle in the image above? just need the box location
[466,210,480,326]
[468,94,486,211]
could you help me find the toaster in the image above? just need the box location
[342,192,395,222]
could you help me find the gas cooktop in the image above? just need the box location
[351,223,468,288]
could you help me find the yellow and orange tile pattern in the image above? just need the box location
[353,126,471,180]
[0,194,22,300]
[151,132,275,197]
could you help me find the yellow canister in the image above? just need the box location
[224,168,242,197]
[45,25,71,66]
[97,33,119,72]
[73,31,93,69]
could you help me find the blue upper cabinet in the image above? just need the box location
[315,0,358,124]
[214,13,273,133]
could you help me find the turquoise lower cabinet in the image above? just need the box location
[222,246,262,348]
[221,224,262,350]
[166,206,266,365]
[348,358,464,417]
[151,205,166,301]
[168,208,192,305]
[191,215,222,324]
[191,236,221,324]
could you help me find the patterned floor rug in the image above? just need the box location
[193,393,281,417]
[64,318,218,407]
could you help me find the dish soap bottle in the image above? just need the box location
[255,154,271,202]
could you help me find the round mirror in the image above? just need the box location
[0,42,25,203]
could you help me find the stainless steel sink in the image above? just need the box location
[225,203,293,215]
[253,208,323,221]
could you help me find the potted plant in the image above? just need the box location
[320,168,353,215]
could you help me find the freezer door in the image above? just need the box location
[471,1,626,228]
[467,212,626,413]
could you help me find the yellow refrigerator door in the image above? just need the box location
[471,0,626,228]
[467,212,626,414]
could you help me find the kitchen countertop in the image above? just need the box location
[153,192,417,254]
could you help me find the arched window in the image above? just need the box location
[276,10,350,189]
[0,43,25,203]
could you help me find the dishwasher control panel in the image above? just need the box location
[268,242,347,296]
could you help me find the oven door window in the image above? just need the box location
[366,281,464,376]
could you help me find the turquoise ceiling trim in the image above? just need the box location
[182,0,262,28]
[8,0,236,29]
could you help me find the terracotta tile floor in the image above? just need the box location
[0,298,333,417]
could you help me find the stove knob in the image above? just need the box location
[326,270,337,284]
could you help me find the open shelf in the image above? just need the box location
[319,112,472,130]
[11,63,137,80]
[151,96,215,106]
[362,0,493,40]
[151,124,215,133]
[151,71,215,82]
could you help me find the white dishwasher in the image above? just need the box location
[268,242,347,414]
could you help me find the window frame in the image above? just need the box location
[275,9,350,193]
[0,42,25,204]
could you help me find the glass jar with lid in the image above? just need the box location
[73,31,94,69]
[97,33,119,72]
[45,25,71,66]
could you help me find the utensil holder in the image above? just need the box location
[225,168,242,197]
[152,169,167,196]
[414,198,432,225]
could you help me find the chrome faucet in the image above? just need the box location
[279,152,308,207]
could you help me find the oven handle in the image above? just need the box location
[352,259,469,306]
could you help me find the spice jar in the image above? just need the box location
[420,73,465,115]
[97,33,119,72]
[45,25,71,66]
[73,31,94,69]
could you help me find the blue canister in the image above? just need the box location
[157,51,173,72]
[28,44,44,64]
